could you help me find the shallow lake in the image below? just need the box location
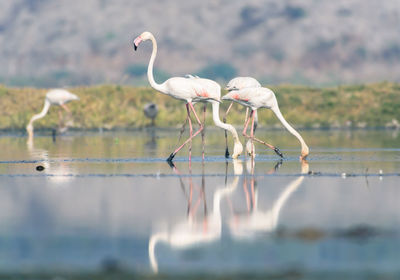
[0,129,399,279]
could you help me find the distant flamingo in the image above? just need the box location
[133,31,243,162]
[222,87,309,160]
[223,77,281,157]
[26,89,79,140]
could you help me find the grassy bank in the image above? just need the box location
[1,82,399,131]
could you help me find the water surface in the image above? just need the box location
[0,129,399,278]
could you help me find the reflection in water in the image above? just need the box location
[148,159,309,273]
[27,138,76,184]
[144,127,158,152]
[148,160,242,273]
[229,159,309,239]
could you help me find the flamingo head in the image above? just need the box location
[133,31,153,51]
[70,93,80,101]
[225,77,261,91]
[231,141,243,159]
[300,159,309,174]
[225,79,238,91]
[300,145,309,161]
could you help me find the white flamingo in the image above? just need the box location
[26,89,79,140]
[133,31,243,162]
[148,160,242,273]
[222,87,309,160]
[224,77,282,157]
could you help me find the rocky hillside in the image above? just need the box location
[1,0,399,87]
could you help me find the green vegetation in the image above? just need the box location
[0,82,399,131]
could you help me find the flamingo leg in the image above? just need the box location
[177,116,188,143]
[201,104,206,161]
[249,110,256,156]
[167,102,204,162]
[187,104,193,165]
[242,109,252,137]
[223,102,234,158]
[61,103,75,130]
[58,108,64,128]
[61,104,71,113]
[242,110,283,158]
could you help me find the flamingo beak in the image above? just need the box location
[133,36,142,51]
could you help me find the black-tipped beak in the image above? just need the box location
[134,44,137,51]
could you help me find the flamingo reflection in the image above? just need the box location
[148,160,242,273]
[228,159,309,239]
[27,138,75,184]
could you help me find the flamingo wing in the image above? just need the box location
[222,87,276,109]
[226,77,261,91]
[46,89,79,105]
[163,77,219,102]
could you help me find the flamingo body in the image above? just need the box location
[225,76,261,91]
[45,89,79,105]
[161,77,220,103]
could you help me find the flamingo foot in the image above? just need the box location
[166,152,176,163]
[274,159,283,171]
[300,154,308,161]
[225,147,230,158]
[274,147,284,158]
[166,158,176,168]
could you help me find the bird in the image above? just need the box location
[133,31,243,162]
[224,77,281,157]
[26,89,79,140]
[143,103,158,126]
[222,86,309,160]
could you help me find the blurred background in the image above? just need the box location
[1,0,399,88]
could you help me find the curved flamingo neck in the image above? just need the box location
[211,102,239,143]
[147,34,164,92]
[271,105,309,155]
[26,100,51,136]
[211,102,243,158]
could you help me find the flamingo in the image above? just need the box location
[133,31,243,162]
[223,77,282,157]
[26,89,79,140]
[222,86,309,160]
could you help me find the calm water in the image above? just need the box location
[0,129,399,278]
